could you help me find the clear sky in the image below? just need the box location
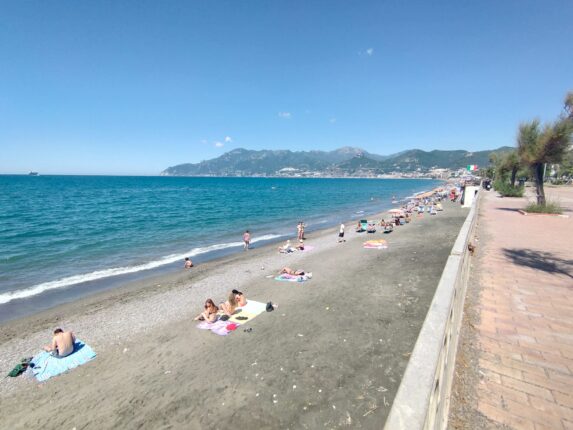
[1,1,572,175]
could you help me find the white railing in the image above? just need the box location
[384,194,480,430]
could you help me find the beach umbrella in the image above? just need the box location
[388,209,404,215]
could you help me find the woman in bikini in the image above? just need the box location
[220,292,238,316]
[232,289,247,307]
[194,299,219,323]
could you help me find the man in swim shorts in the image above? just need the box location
[43,328,76,358]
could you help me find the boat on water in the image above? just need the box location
[28,172,39,176]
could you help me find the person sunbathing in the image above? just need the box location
[232,289,247,307]
[194,299,219,322]
[43,328,76,358]
[279,267,306,276]
[278,240,295,253]
[220,292,239,316]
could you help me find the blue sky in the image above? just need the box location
[1,1,572,175]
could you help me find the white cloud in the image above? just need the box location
[366,48,374,56]
[278,112,292,119]
[329,117,337,123]
[224,136,232,143]
[214,141,224,148]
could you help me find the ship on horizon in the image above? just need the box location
[28,171,39,176]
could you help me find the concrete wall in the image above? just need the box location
[384,195,480,430]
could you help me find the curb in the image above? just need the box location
[517,209,569,217]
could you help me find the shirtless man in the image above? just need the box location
[43,328,76,358]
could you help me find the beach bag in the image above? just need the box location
[8,357,32,377]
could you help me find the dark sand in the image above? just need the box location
[0,201,468,429]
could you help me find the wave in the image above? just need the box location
[0,234,282,305]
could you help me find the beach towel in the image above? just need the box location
[363,239,388,249]
[30,340,96,382]
[274,274,308,282]
[228,300,267,324]
[300,245,315,252]
[197,301,268,335]
[197,319,235,336]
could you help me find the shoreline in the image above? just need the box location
[0,198,468,428]
[0,206,386,340]
[0,180,443,323]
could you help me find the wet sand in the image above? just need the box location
[0,201,468,429]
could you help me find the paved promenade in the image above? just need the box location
[450,186,573,430]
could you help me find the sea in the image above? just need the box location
[0,175,441,322]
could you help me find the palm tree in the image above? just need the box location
[517,118,573,205]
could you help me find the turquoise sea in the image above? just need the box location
[0,176,441,321]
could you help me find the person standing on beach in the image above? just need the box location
[297,222,303,241]
[338,223,345,242]
[243,230,251,250]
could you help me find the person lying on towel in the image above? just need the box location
[220,292,239,316]
[194,299,219,323]
[279,267,310,276]
[232,289,247,307]
[43,328,76,358]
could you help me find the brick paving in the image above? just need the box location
[453,186,573,430]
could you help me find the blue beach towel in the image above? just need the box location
[274,274,307,282]
[30,340,96,382]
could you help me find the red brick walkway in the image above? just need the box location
[464,187,573,430]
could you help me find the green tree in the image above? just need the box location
[565,91,573,119]
[503,151,521,187]
[517,118,573,205]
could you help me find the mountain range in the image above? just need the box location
[161,146,513,177]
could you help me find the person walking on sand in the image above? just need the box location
[338,223,345,242]
[43,328,76,358]
[243,230,251,250]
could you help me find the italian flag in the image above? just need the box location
[467,165,478,171]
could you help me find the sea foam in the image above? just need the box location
[0,234,281,305]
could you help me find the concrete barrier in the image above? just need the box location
[384,195,480,430]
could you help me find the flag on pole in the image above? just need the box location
[467,165,478,171]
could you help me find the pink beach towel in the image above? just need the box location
[197,319,241,336]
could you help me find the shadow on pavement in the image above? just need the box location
[495,207,522,212]
[502,248,573,279]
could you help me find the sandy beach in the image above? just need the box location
[0,201,468,429]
